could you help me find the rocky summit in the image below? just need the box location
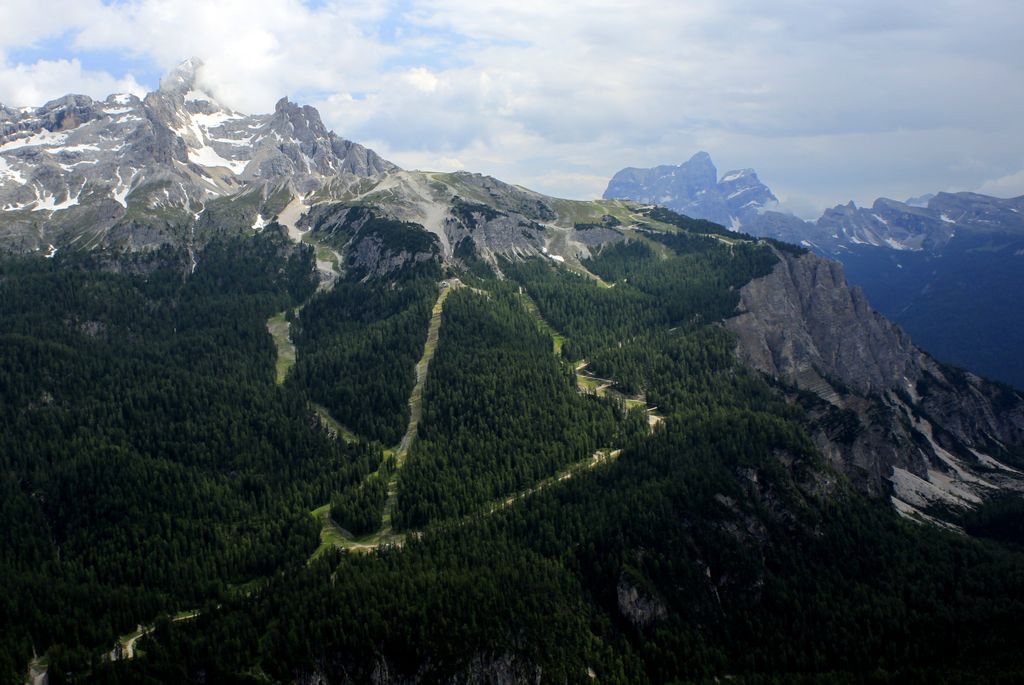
[0,58,393,253]
[604,151,777,230]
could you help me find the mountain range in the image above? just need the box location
[4,60,1024,683]
[605,152,1024,389]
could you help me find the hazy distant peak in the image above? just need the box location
[604,151,777,229]
[686,150,713,164]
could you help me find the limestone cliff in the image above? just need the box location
[726,249,1024,524]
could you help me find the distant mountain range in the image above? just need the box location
[605,153,1024,389]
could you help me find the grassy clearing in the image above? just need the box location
[549,198,627,226]
[516,297,665,432]
[309,283,453,558]
[516,290,572,357]
[295,222,342,285]
[396,284,452,466]
[309,502,405,558]
[566,261,613,288]
[605,387,648,410]
[310,402,359,443]
[314,245,340,271]
[310,512,351,561]
[486,449,622,515]
[266,311,296,384]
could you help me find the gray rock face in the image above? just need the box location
[347,233,439,278]
[301,203,441,279]
[445,201,546,267]
[0,58,395,254]
[604,151,777,229]
[727,249,922,396]
[616,573,668,630]
[570,224,625,248]
[725,249,1024,517]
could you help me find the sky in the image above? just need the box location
[1,0,1021,218]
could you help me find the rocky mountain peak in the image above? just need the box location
[679,150,718,185]
[905,193,935,207]
[604,151,777,229]
[0,60,397,254]
[159,57,205,96]
[273,96,330,141]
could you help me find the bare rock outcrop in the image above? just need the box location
[726,249,1024,522]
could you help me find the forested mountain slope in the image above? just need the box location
[3,203,1024,684]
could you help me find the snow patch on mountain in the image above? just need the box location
[0,157,27,185]
[188,143,250,174]
[0,129,69,152]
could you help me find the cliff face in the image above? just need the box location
[726,249,1024,523]
[727,252,924,396]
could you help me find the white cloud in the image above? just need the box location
[65,0,393,113]
[403,68,440,93]
[977,169,1024,199]
[0,58,145,106]
[0,0,104,46]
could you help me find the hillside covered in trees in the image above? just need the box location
[2,208,1024,684]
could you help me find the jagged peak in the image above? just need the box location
[678,151,716,174]
[273,96,329,139]
[872,197,909,211]
[905,193,935,208]
[159,57,204,95]
[155,57,228,111]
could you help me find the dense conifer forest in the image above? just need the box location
[395,288,623,529]
[0,233,377,680]
[2,214,1024,684]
